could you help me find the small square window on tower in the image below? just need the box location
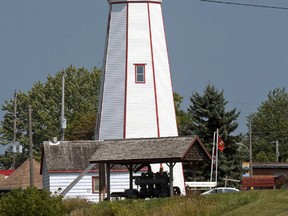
[135,64,146,83]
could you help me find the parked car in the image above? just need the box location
[200,187,239,195]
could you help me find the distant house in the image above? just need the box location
[0,159,42,193]
[252,162,288,176]
[41,136,211,202]
[242,163,288,190]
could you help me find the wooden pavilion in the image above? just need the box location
[88,136,211,200]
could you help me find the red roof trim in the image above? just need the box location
[48,167,148,174]
[0,170,15,176]
[48,169,129,174]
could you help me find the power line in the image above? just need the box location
[199,0,288,10]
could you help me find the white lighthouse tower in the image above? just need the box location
[96,0,185,193]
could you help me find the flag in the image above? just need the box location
[218,135,225,152]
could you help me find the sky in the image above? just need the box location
[0,0,288,152]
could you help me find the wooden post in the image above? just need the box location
[249,119,253,177]
[169,162,174,197]
[107,163,111,201]
[11,91,17,169]
[129,164,133,190]
[60,74,66,141]
[28,105,34,187]
[99,163,105,202]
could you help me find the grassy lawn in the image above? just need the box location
[221,190,288,216]
[63,190,288,216]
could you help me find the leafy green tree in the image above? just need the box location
[173,92,192,136]
[185,84,241,185]
[249,87,288,162]
[0,187,65,216]
[0,66,101,168]
[66,111,96,140]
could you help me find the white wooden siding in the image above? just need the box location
[126,3,158,138]
[99,3,127,140]
[149,3,184,194]
[110,172,139,192]
[49,172,137,202]
[149,3,178,137]
[49,173,96,201]
[99,2,177,139]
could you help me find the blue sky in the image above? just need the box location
[0,0,288,153]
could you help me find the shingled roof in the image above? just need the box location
[89,136,211,164]
[0,159,42,189]
[42,141,101,172]
[252,162,288,169]
[42,136,211,171]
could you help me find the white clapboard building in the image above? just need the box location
[41,141,135,203]
[95,0,185,193]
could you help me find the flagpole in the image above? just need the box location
[215,128,219,186]
[210,132,216,183]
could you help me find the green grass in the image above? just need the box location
[221,190,288,216]
[63,190,288,216]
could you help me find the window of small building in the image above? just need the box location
[135,64,146,83]
[92,176,100,193]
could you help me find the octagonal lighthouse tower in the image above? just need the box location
[96,0,185,193]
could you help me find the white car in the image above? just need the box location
[200,187,239,195]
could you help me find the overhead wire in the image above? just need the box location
[198,0,288,10]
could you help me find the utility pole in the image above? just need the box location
[29,105,34,187]
[249,119,253,177]
[276,140,279,162]
[270,140,279,162]
[60,74,66,141]
[11,91,17,169]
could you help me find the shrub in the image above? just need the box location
[0,187,65,216]
[63,198,95,216]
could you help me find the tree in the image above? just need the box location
[249,87,288,162]
[173,92,191,136]
[0,66,101,168]
[66,111,96,140]
[185,84,241,185]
